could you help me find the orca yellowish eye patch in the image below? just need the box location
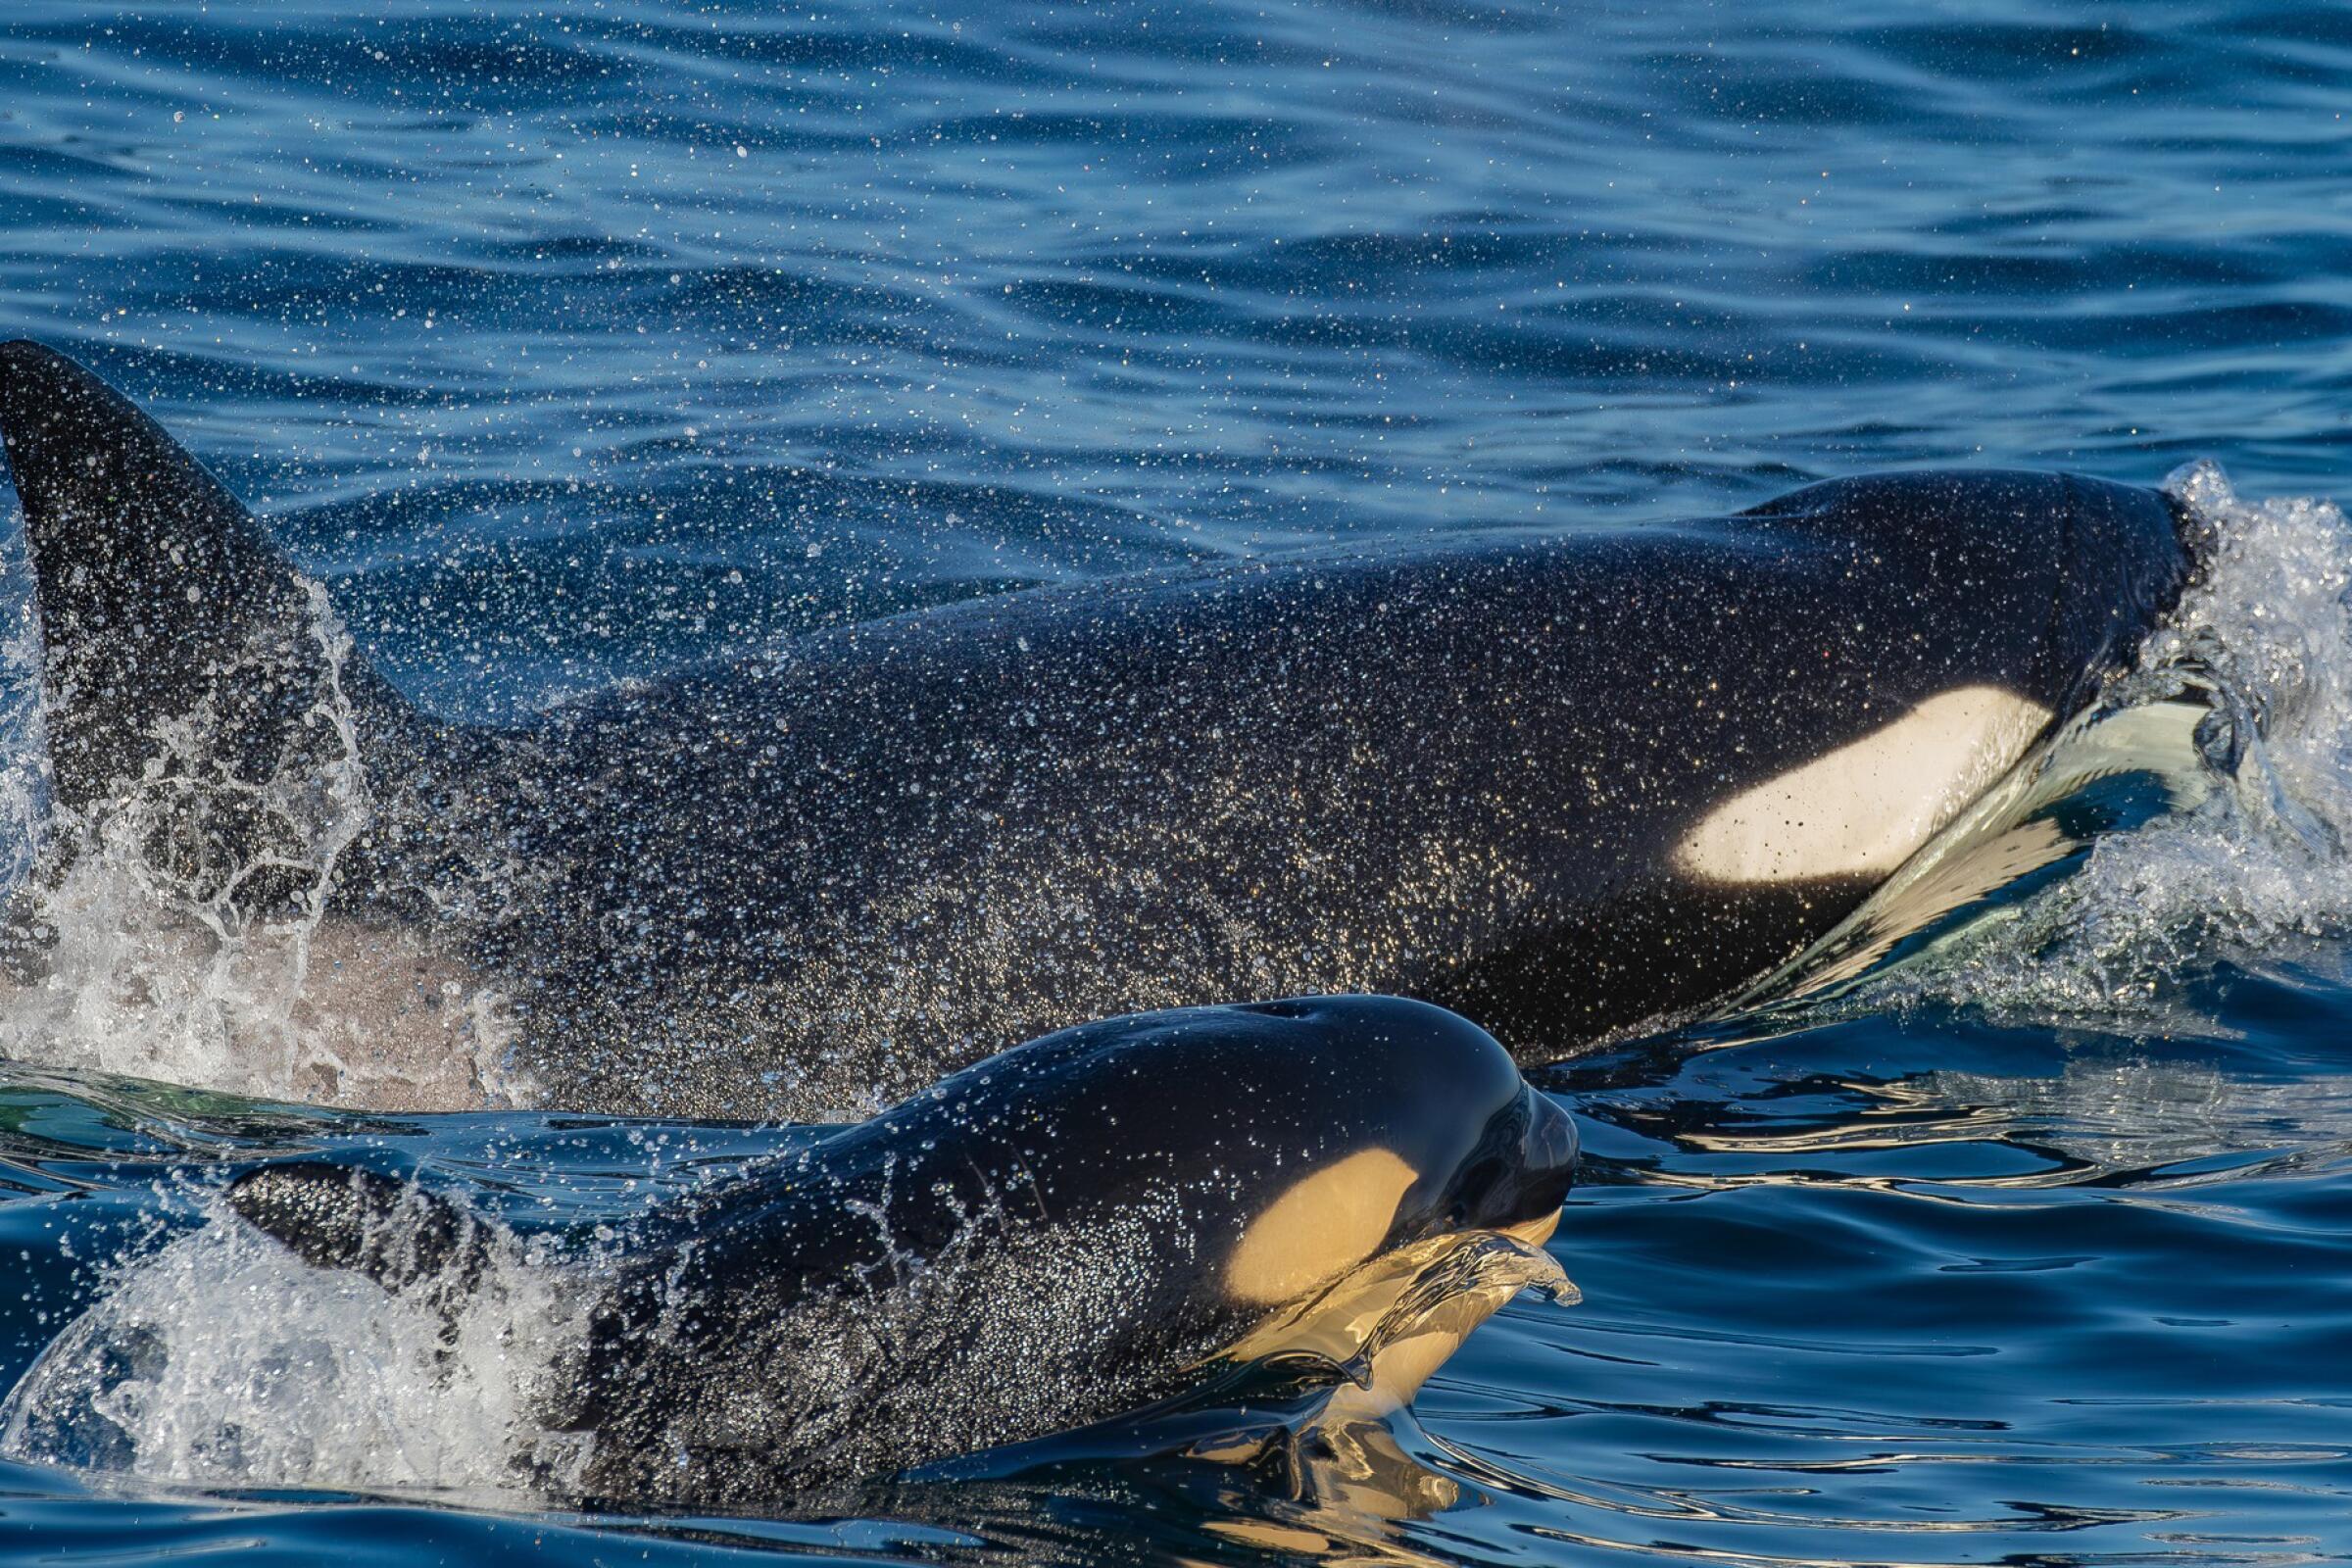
[1675,684,2054,885]
[1225,1146,1419,1306]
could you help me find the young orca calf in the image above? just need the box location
[0,342,2198,1116]
[217,996,1578,1508]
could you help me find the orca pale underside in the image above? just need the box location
[0,341,2196,1116]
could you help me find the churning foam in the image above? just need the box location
[0,580,525,1111]
[1855,462,2352,1023]
[0,1198,593,1498]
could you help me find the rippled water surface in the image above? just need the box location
[3,2,2351,1563]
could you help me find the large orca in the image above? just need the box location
[0,341,2197,1117]
[199,996,1577,1507]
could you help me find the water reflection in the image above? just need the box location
[1574,1034,2352,1194]
[1450,1011,2352,1568]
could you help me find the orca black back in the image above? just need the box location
[0,342,2201,1116]
[225,996,1580,1506]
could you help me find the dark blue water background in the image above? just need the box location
[2,2,2350,1562]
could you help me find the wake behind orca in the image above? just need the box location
[0,342,2199,1117]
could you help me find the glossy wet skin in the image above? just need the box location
[604,995,1578,1326]
[0,343,2198,1121]
[221,995,1579,1506]
[1414,1077,1580,1242]
[568,996,1581,1503]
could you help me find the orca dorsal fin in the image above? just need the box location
[225,1160,490,1300]
[0,340,404,815]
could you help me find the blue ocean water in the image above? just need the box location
[1,2,2349,1563]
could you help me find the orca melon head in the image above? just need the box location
[1737,468,2198,721]
[716,993,1583,1427]
[1185,997,1580,1412]
[1675,470,2203,893]
[1218,1014,1578,1307]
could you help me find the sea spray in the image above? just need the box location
[0,1193,593,1497]
[1863,462,2352,1022]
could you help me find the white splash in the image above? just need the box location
[1865,461,2352,1021]
[0,1202,592,1498]
[0,581,525,1111]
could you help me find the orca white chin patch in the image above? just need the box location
[1221,1224,1578,1419]
[1676,684,2055,885]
